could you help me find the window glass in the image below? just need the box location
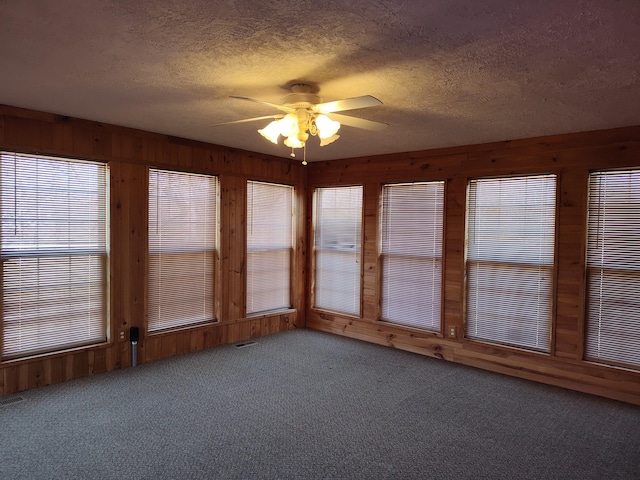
[314,186,363,316]
[585,169,640,368]
[381,182,444,331]
[247,181,293,315]
[148,169,217,332]
[466,174,557,351]
[1,152,109,359]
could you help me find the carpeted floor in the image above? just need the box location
[1,329,639,479]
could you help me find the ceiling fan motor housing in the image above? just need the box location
[281,83,321,108]
[281,93,322,108]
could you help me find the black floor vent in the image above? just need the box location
[234,341,257,349]
[0,396,25,407]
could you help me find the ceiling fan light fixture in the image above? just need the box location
[284,135,305,149]
[319,134,340,147]
[220,83,386,163]
[258,120,281,144]
[315,114,341,139]
[278,113,299,138]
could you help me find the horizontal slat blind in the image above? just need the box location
[247,181,293,315]
[314,186,363,316]
[466,174,556,352]
[381,182,444,331]
[148,169,217,332]
[1,152,108,359]
[585,170,640,368]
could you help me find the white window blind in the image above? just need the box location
[381,182,444,331]
[247,181,293,315]
[466,174,556,352]
[148,169,217,332]
[585,170,640,368]
[1,152,108,359]
[314,186,363,316]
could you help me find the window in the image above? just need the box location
[380,182,444,331]
[466,174,556,351]
[313,186,363,316]
[246,181,293,315]
[148,169,217,332]
[585,170,640,368]
[1,152,108,359]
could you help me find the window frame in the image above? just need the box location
[311,185,364,317]
[246,180,295,316]
[147,167,220,335]
[379,181,446,332]
[1,151,110,360]
[584,168,640,370]
[464,173,559,353]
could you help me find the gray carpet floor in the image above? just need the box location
[1,329,639,479]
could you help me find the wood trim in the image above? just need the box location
[307,125,640,405]
[3,102,640,405]
[307,312,640,405]
[0,105,306,396]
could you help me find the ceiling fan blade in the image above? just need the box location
[211,114,284,127]
[328,113,388,131]
[229,96,295,113]
[313,95,382,114]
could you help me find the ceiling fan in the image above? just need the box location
[213,83,387,164]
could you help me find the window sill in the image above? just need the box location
[146,320,218,338]
[246,308,296,319]
[311,307,361,320]
[376,319,442,337]
[1,339,112,366]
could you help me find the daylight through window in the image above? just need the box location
[466,174,556,352]
[1,152,109,359]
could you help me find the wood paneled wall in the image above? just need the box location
[0,105,306,396]
[2,102,639,406]
[307,125,640,405]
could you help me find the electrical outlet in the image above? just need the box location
[119,331,125,340]
[449,326,457,338]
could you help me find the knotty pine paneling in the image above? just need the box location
[0,105,305,396]
[220,174,247,321]
[307,125,640,405]
[443,175,467,340]
[362,183,381,320]
[111,161,147,369]
[293,181,308,315]
[3,103,640,404]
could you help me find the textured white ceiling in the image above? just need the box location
[1,0,639,161]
